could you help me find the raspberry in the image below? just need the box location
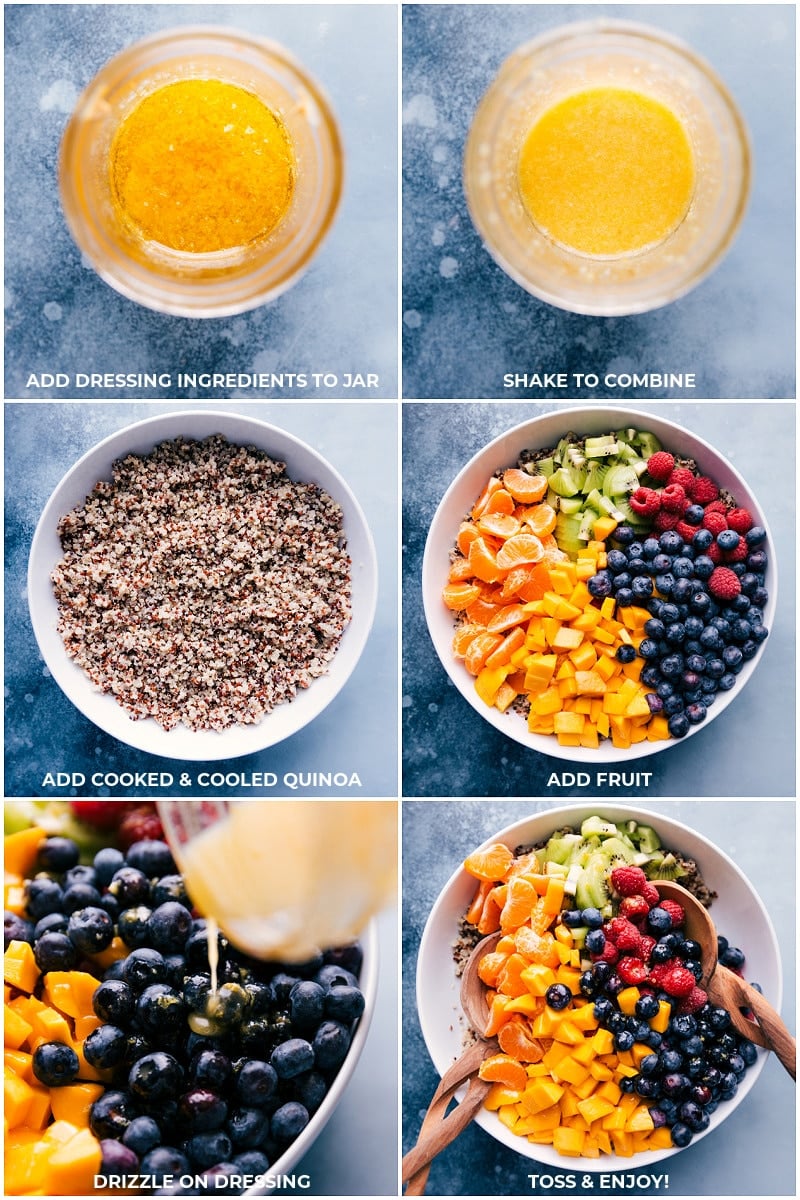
[678,985,709,1014]
[646,452,676,482]
[660,484,687,514]
[629,487,661,517]
[618,895,650,923]
[704,500,729,516]
[706,541,723,564]
[708,566,742,601]
[607,918,643,954]
[618,957,650,986]
[653,510,680,531]
[657,965,697,998]
[70,801,129,830]
[667,467,695,491]
[118,805,165,850]
[658,899,685,928]
[592,942,619,965]
[726,507,754,534]
[689,476,719,505]
[639,935,657,963]
[610,865,648,897]
[675,520,698,543]
[702,510,728,535]
[647,961,676,988]
[723,535,749,563]
[641,882,660,906]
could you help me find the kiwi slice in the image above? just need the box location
[602,463,640,500]
[575,857,610,911]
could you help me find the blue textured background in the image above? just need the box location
[4,4,398,400]
[402,4,796,399]
[402,402,795,797]
[403,799,796,1195]
[5,402,399,798]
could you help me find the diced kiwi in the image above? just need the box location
[636,431,662,459]
[549,467,581,498]
[600,836,637,864]
[537,456,555,478]
[602,463,640,500]
[631,823,662,854]
[575,857,610,911]
[558,496,585,515]
[580,816,619,839]
[584,436,620,459]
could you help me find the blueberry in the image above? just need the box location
[123,1115,162,1156]
[561,909,584,928]
[658,530,682,555]
[642,538,660,559]
[289,980,326,1031]
[271,1038,314,1079]
[585,929,606,954]
[640,664,661,687]
[61,882,103,913]
[645,693,664,715]
[323,985,365,1024]
[190,1048,233,1092]
[739,1040,758,1066]
[671,578,693,603]
[580,908,604,929]
[635,994,661,1019]
[692,528,713,551]
[615,587,634,608]
[125,840,176,879]
[545,983,572,1011]
[670,1121,693,1147]
[638,639,660,660]
[615,643,637,664]
[100,1138,140,1173]
[233,1150,271,1175]
[614,1030,634,1051]
[123,947,168,991]
[644,618,666,640]
[270,1101,309,1143]
[651,554,672,573]
[744,525,766,547]
[147,902,193,954]
[236,1060,278,1107]
[128,1051,185,1102]
[32,913,69,938]
[5,911,35,948]
[654,574,675,596]
[65,864,98,889]
[312,1020,352,1070]
[25,877,64,919]
[593,997,613,1020]
[631,576,654,600]
[659,655,683,679]
[668,713,690,737]
[205,982,250,1028]
[747,550,767,572]
[36,837,80,872]
[614,525,636,545]
[588,572,613,598]
[68,905,114,954]
[665,622,686,645]
[672,557,695,579]
[84,1024,129,1069]
[635,1076,661,1098]
[137,983,187,1037]
[93,846,125,886]
[227,1105,269,1147]
[140,1146,191,1184]
[34,930,78,972]
[720,944,745,970]
[607,549,628,573]
[110,866,151,906]
[179,1087,229,1132]
[33,1041,79,1087]
[685,702,707,725]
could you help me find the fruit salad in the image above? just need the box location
[461,816,759,1159]
[4,804,366,1195]
[442,427,770,750]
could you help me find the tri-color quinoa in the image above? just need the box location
[51,435,351,732]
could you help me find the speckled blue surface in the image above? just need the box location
[5,402,398,798]
[402,402,795,797]
[402,799,796,1195]
[402,4,796,399]
[4,4,398,400]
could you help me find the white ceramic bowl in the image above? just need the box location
[28,411,377,761]
[246,918,379,1195]
[422,406,776,762]
[416,803,781,1171]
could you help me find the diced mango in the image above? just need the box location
[4,942,41,995]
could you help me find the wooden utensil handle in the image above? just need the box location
[731,972,797,1079]
[402,1072,492,1192]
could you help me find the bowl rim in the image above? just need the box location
[246,917,379,1194]
[421,404,777,763]
[415,801,782,1172]
[27,409,378,761]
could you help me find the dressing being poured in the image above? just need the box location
[518,86,696,257]
[109,78,295,253]
[175,801,397,966]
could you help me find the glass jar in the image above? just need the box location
[463,20,750,316]
[59,27,343,317]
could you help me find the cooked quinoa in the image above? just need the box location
[51,434,352,732]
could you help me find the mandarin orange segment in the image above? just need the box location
[465,597,504,625]
[500,876,537,932]
[530,896,554,935]
[477,950,510,989]
[521,502,558,537]
[452,622,487,656]
[477,889,503,935]
[503,468,549,503]
[496,951,530,996]
[483,487,516,516]
[448,555,477,583]
[516,562,553,601]
[464,841,514,881]
[497,1017,546,1063]
[485,626,526,669]
[465,878,493,924]
[468,536,503,583]
[442,581,481,611]
[499,565,537,601]
[483,993,511,1037]
[464,631,504,675]
[456,521,480,556]
[486,604,529,634]
[496,533,545,570]
[478,1053,528,1091]
[471,476,502,520]
[477,512,521,539]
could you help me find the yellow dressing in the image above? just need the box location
[177,801,397,963]
[518,86,696,257]
[110,78,295,253]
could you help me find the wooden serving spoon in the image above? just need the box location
[402,932,502,1195]
[655,880,795,1079]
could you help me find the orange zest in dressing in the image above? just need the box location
[518,86,696,257]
